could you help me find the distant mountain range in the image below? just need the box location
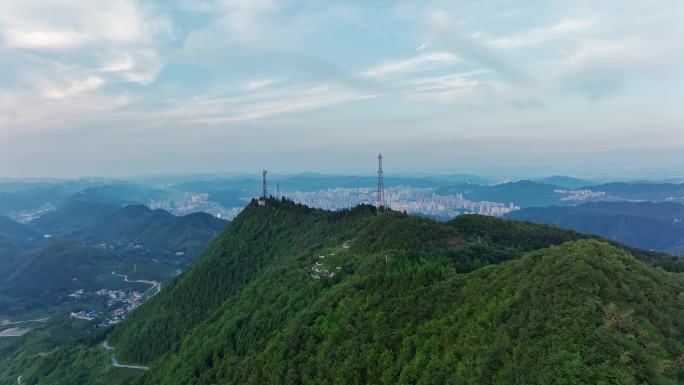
[437,180,564,207]
[31,200,227,260]
[0,181,167,216]
[506,201,684,254]
[534,175,596,189]
[6,176,684,219]
[437,180,684,208]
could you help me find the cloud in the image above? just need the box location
[397,71,486,104]
[363,52,458,78]
[1,0,684,177]
[213,0,284,43]
[245,78,279,91]
[0,0,171,99]
[98,53,135,73]
[41,76,104,99]
[557,37,682,100]
[4,29,88,49]
[489,18,596,49]
[157,83,376,125]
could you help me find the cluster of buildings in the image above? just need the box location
[554,189,607,201]
[148,193,244,220]
[9,203,55,224]
[68,288,146,326]
[310,254,341,280]
[285,187,520,218]
[96,288,143,311]
[70,310,97,321]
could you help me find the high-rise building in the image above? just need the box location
[377,153,384,209]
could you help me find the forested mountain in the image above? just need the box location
[0,200,228,314]
[0,217,41,247]
[0,180,110,216]
[0,181,168,217]
[30,201,227,262]
[506,201,684,255]
[6,199,683,385]
[0,241,118,311]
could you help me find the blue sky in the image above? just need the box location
[0,0,683,178]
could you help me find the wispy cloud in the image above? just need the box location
[41,76,105,99]
[363,52,458,78]
[245,78,279,91]
[488,18,596,49]
[4,29,88,49]
[0,0,171,100]
[158,83,376,125]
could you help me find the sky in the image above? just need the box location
[0,0,683,178]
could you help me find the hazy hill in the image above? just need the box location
[506,201,684,254]
[437,180,565,207]
[29,201,227,261]
[10,199,683,385]
[0,200,228,314]
[30,200,120,236]
[536,175,596,189]
[585,182,684,201]
[0,181,168,217]
[0,218,43,281]
[0,240,119,313]
[0,216,41,243]
[0,240,115,297]
[70,183,168,206]
[0,180,109,215]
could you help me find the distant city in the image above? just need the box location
[149,193,244,220]
[148,185,521,220]
[284,186,520,218]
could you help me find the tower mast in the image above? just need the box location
[377,153,384,210]
[262,170,268,199]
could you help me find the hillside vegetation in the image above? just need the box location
[6,199,683,385]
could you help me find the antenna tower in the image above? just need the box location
[377,153,384,210]
[276,181,281,199]
[262,170,268,199]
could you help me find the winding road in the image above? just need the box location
[111,272,161,296]
[102,340,150,371]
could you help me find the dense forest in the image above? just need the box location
[3,198,683,385]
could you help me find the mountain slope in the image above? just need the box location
[8,200,684,385]
[0,240,119,313]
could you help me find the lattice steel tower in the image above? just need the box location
[377,153,384,209]
[262,170,268,199]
